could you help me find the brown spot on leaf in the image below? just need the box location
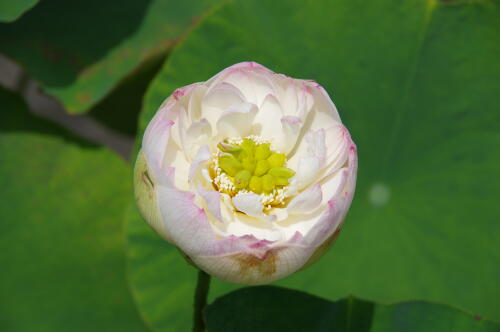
[474,315,482,321]
[233,250,278,277]
[191,15,202,25]
[76,92,91,104]
[40,41,84,69]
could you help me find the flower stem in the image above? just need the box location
[192,269,211,332]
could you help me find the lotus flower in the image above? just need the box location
[134,62,357,284]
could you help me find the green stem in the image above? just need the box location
[192,269,211,332]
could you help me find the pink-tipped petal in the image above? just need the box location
[208,63,276,106]
[142,109,174,182]
[203,82,246,108]
[310,82,341,122]
[304,140,357,246]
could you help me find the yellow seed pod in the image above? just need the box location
[249,176,263,194]
[267,152,286,167]
[255,143,271,160]
[268,166,295,179]
[234,170,252,189]
[262,174,276,192]
[218,154,243,176]
[240,138,256,156]
[241,157,256,174]
[254,159,270,176]
[275,177,289,186]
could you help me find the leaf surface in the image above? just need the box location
[0,0,38,22]
[0,88,149,332]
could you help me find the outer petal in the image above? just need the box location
[323,124,349,170]
[276,76,314,119]
[207,62,276,106]
[192,232,318,285]
[186,84,207,122]
[303,82,342,132]
[304,140,357,247]
[134,152,169,241]
[157,168,263,257]
[142,83,199,179]
[141,108,174,181]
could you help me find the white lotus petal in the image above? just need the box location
[287,184,323,215]
[210,63,276,106]
[306,128,326,160]
[187,84,208,122]
[280,80,298,116]
[216,102,258,138]
[278,79,314,119]
[142,108,173,179]
[288,128,326,172]
[225,213,282,242]
[202,82,246,127]
[184,118,212,159]
[254,94,283,138]
[188,145,211,184]
[273,116,302,155]
[232,192,275,221]
[306,83,342,131]
[204,82,246,107]
[187,146,223,222]
[311,82,341,122]
[295,156,322,191]
[198,184,222,221]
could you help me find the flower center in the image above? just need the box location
[210,136,296,208]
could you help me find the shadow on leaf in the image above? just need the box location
[205,286,499,332]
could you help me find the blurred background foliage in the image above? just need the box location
[0,0,499,331]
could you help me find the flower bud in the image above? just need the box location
[134,62,357,284]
